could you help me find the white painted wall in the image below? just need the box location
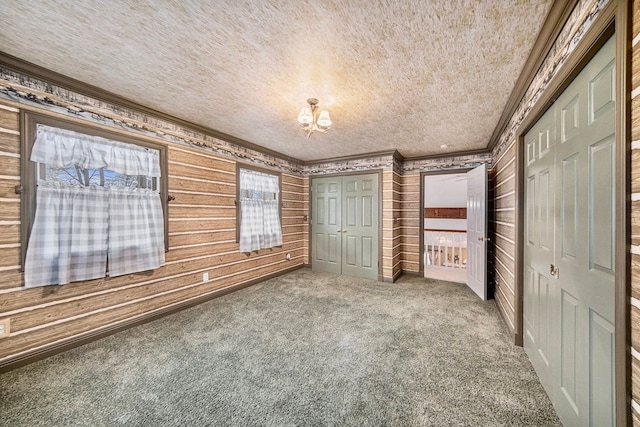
[424,173,467,230]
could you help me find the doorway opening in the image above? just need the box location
[422,172,468,284]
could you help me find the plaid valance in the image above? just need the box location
[32,125,161,177]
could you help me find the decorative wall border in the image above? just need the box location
[1,68,492,177]
[0,69,306,175]
[402,152,492,174]
[492,0,608,161]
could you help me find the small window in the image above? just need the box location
[20,112,169,287]
[236,165,283,252]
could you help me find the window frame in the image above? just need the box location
[235,162,282,244]
[20,111,169,270]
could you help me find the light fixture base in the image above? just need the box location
[306,98,319,106]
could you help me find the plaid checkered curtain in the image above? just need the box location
[25,183,109,287]
[24,125,165,288]
[238,169,282,252]
[108,187,165,277]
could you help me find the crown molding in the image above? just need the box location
[487,0,579,152]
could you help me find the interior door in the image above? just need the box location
[311,174,379,280]
[523,104,556,398]
[311,176,342,275]
[341,174,379,280]
[466,163,488,300]
[523,36,615,427]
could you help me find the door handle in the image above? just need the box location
[550,264,559,278]
[477,237,490,242]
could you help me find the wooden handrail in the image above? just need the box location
[424,228,466,233]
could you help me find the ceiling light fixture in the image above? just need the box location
[297,98,331,138]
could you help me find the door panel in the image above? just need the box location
[589,310,615,427]
[560,289,578,414]
[312,174,379,280]
[312,176,342,275]
[362,237,373,268]
[341,174,379,280]
[524,35,615,427]
[561,154,578,260]
[524,104,556,395]
[525,266,536,344]
[345,195,357,227]
[537,271,551,367]
[539,168,552,251]
[589,136,614,274]
[328,234,339,264]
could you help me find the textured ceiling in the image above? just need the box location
[0,1,553,161]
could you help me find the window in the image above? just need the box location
[236,165,283,252]
[20,112,168,288]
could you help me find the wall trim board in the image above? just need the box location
[0,53,301,167]
[398,270,421,279]
[0,264,304,374]
[512,1,629,424]
[487,0,579,152]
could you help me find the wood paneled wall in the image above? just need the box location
[630,1,640,423]
[490,141,517,333]
[0,100,308,365]
[400,173,420,273]
[382,169,401,280]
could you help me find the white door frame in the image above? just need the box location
[513,6,628,425]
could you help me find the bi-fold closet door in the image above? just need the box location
[311,174,379,280]
[523,36,615,427]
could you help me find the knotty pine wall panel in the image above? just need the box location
[0,100,307,364]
